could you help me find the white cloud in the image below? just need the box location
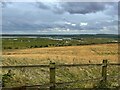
[65,22,76,27]
[58,30,62,32]
[65,21,71,25]
[80,22,88,26]
[71,23,76,26]
[37,30,48,32]
[61,29,70,32]
[66,28,70,31]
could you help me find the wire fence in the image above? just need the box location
[1,60,120,90]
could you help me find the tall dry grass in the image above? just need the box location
[2,44,118,65]
[2,44,119,88]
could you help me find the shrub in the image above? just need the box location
[15,47,18,49]
[30,46,33,48]
[34,45,38,48]
[7,47,12,49]
[2,70,14,87]
[44,45,48,47]
[39,45,42,48]
[3,47,6,49]
[93,80,109,89]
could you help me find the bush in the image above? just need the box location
[34,45,38,48]
[7,47,12,49]
[15,47,18,49]
[2,70,14,87]
[44,45,48,47]
[30,46,33,48]
[68,44,72,46]
[93,80,109,89]
[3,47,6,49]
[39,45,42,48]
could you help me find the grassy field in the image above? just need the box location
[2,37,118,50]
[2,44,118,65]
[2,43,119,88]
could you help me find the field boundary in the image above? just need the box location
[1,60,120,90]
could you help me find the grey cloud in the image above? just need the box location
[64,2,117,15]
[35,2,50,9]
[104,2,118,17]
[2,2,118,34]
[52,5,65,14]
[1,2,12,8]
[36,2,115,15]
[1,2,8,8]
[61,2,107,14]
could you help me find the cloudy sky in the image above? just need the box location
[2,1,118,34]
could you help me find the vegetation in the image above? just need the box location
[1,34,119,89]
[2,37,118,50]
[2,43,119,88]
[2,70,14,87]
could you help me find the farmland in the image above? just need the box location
[2,44,119,65]
[2,34,118,50]
[1,34,120,89]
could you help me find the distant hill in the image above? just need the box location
[1,34,119,39]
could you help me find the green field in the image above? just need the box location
[2,37,118,50]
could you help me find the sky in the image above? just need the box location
[1,1,119,34]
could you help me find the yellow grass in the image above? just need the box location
[2,44,118,65]
[1,44,119,88]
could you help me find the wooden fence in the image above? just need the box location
[1,60,120,90]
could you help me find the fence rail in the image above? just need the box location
[1,60,120,90]
[1,63,120,68]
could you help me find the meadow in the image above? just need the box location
[2,44,118,65]
[2,43,119,88]
[1,35,119,89]
[2,35,118,50]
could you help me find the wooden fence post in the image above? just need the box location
[102,60,107,87]
[50,61,55,90]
